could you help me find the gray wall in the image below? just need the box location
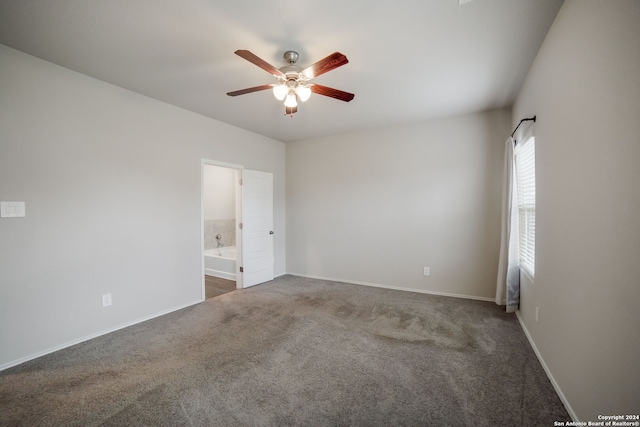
[0,45,286,368]
[512,0,640,420]
[286,109,511,299]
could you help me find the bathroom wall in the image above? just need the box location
[203,165,236,249]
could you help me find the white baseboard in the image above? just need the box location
[515,311,578,421]
[285,272,495,302]
[0,299,203,372]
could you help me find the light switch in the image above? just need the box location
[1,201,26,218]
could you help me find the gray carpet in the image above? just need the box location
[0,275,569,426]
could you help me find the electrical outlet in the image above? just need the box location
[423,267,430,276]
[535,306,540,323]
[102,293,112,308]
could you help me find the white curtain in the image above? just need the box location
[495,136,520,313]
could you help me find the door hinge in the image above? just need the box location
[239,266,244,273]
[239,178,243,185]
[239,222,243,229]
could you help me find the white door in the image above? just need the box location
[241,169,274,288]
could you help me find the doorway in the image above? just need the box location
[202,161,242,299]
[201,160,275,300]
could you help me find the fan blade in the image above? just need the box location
[235,50,285,78]
[310,84,355,102]
[227,84,273,97]
[301,52,349,79]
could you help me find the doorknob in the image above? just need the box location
[269,231,274,235]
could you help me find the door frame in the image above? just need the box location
[201,159,244,300]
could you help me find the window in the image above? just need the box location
[514,136,535,277]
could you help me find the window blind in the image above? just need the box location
[515,136,536,277]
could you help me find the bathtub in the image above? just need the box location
[204,246,237,280]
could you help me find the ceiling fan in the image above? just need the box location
[227,50,355,116]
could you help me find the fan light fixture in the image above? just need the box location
[284,92,297,108]
[272,84,288,101]
[273,84,311,107]
[270,51,314,115]
[296,85,311,102]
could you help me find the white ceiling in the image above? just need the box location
[0,0,563,142]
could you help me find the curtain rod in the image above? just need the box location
[511,115,536,138]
